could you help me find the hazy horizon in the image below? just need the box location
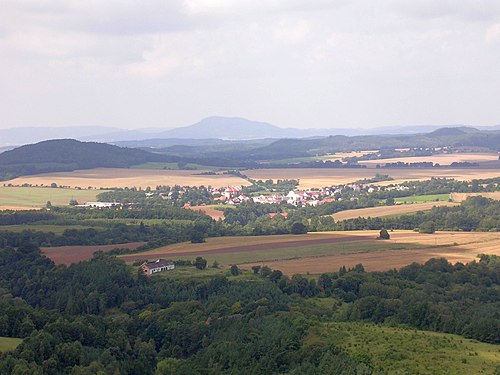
[1,1,500,130]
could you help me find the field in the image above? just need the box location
[119,231,500,275]
[331,201,457,221]
[42,242,146,265]
[4,168,251,189]
[0,224,96,234]
[394,193,451,203]
[0,186,102,209]
[244,167,500,188]
[187,205,225,220]
[451,192,500,202]
[0,337,22,353]
[309,322,500,374]
[360,152,500,167]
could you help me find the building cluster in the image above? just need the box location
[204,183,387,207]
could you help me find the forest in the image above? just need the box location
[0,241,498,374]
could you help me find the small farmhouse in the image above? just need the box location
[141,259,175,275]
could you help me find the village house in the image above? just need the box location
[141,259,175,275]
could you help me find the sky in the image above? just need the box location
[1,0,500,130]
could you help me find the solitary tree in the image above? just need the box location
[379,229,390,240]
[194,257,207,270]
[230,265,240,276]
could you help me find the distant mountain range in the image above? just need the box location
[2,116,500,146]
[2,126,500,181]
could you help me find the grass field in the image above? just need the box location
[244,167,500,188]
[119,230,500,275]
[0,186,101,209]
[4,168,250,189]
[359,152,500,167]
[394,193,451,204]
[451,192,500,202]
[330,201,457,222]
[308,322,500,374]
[0,337,22,352]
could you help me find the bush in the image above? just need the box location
[419,221,436,234]
[291,222,308,234]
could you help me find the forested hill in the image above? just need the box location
[0,139,174,180]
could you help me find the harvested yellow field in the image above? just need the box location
[331,201,458,221]
[244,168,500,189]
[451,192,500,202]
[360,153,499,167]
[5,168,251,189]
[188,205,225,220]
[321,150,378,161]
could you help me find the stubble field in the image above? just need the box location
[4,168,251,189]
[451,192,500,202]
[330,201,458,221]
[359,152,500,167]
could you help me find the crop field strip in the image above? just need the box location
[451,192,500,202]
[4,168,251,189]
[330,201,458,221]
[359,152,500,167]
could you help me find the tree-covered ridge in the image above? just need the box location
[0,243,498,374]
[0,139,174,180]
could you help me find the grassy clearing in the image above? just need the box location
[394,193,450,204]
[0,186,101,208]
[310,322,500,374]
[148,266,261,282]
[0,337,22,352]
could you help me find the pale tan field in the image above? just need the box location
[242,231,500,275]
[331,201,458,221]
[188,205,225,220]
[451,192,500,202]
[244,168,500,188]
[5,168,251,189]
[321,150,378,161]
[360,153,499,167]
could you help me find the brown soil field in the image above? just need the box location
[42,242,146,265]
[360,153,499,167]
[244,168,500,189]
[120,231,500,275]
[5,168,251,189]
[321,150,378,161]
[331,202,458,221]
[451,192,500,202]
[188,205,225,220]
[242,231,500,275]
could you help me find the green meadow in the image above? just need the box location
[0,186,103,208]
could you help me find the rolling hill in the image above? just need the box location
[0,139,174,180]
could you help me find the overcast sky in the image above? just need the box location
[1,0,500,130]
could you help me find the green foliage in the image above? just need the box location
[230,265,240,276]
[378,229,390,239]
[291,222,308,234]
[194,257,207,270]
[419,221,436,234]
